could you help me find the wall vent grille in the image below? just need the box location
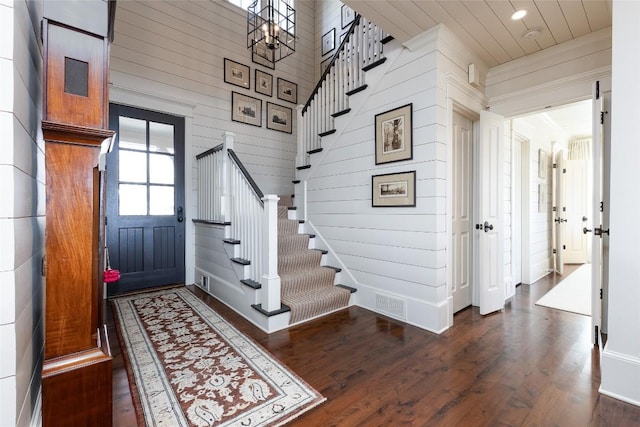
[375,293,407,320]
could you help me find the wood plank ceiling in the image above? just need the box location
[345,0,611,68]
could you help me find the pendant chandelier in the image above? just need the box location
[247,0,295,67]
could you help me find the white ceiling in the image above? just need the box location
[345,0,612,68]
[516,99,593,137]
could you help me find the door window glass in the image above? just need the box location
[118,117,175,216]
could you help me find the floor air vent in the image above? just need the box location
[375,293,407,320]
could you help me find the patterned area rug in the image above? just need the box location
[111,287,325,426]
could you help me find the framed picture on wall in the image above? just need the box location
[277,78,297,104]
[266,102,293,134]
[372,171,416,207]
[224,58,250,89]
[251,46,275,70]
[341,4,355,28]
[538,149,548,179]
[375,103,413,164]
[231,91,262,127]
[255,69,273,97]
[322,28,335,56]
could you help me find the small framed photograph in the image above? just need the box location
[538,149,548,179]
[322,28,335,56]
[375,103,413,165]
[255,69,273,97]
[372,171,416,207]
[232,91,262,127]
[266,102,292,134]
[538,183,547,212]
[251,45,275,70]
[224,58,250,89]
[277,78,297,104]
[341,4,355,28]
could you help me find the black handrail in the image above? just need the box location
[228,149,265,204]
[195,143,224,160]
[302,15,362,115]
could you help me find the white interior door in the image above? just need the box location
[564,159,589,263]
[554,150,566,274]
[476,110,505,315]
[452,111,473,313]
[590,81,604,345]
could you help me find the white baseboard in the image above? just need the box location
[600,347,640,406]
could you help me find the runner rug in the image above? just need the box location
[111,287,325,426]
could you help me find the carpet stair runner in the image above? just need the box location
[277,195,350,323]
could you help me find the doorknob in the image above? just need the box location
[554,218,567,223]
[177,206,184,223]
[483,221,494,232]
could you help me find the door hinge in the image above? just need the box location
[553,163,557,169]
[595,325,599,346]
[563,168,566,173]
[600,288,603,300]
[105,216,108,226]
[600,201,604,212]
[600,111,605,125]
[596,81,600,99]
[552,206,557,212]
[563,245,566,250]
[553,248,557,254]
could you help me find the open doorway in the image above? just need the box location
[511,99,592,285]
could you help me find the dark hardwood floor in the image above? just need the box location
[109,266,640,426]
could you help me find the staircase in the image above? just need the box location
[194,14,393,333]
[277,196,352,323]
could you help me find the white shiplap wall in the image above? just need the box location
[110,0,315,196]
[0,0,45,426]
[314,0,352,83]
[303,24,489,333]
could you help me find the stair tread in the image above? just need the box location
[231,257,250,265]
[336,284,357,293]
[362,57,387,72]
[319,129,336,137]
[297,164,311,170]
[346,85,367,96]
[308,147,323,154]
[223,238,241,245]
[240,279,261,289]
[331,108,351,118]
[251,303,291,317]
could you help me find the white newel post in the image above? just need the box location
[221,131,234,224]
[261,195,281,311]
[296,105,305,168]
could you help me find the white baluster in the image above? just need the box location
[296,105,304,168]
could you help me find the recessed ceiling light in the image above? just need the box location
[511,9,527,20]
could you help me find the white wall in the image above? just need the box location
[0,0,45,425]
[600,0,640,406]
[110,0,315,196]
[301,24,489,333]
[314,0,352,82]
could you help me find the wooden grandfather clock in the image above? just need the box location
[40,15,114,426]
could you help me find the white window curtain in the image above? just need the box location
[568,137,591,160]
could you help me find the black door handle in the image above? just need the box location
[483,221,494,232]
